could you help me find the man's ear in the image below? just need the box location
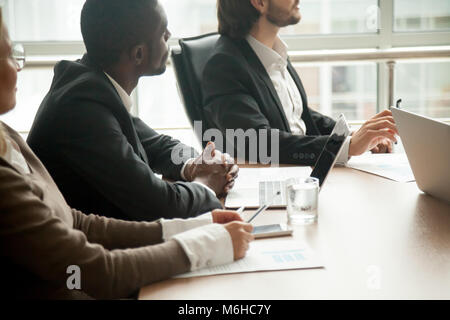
[130,44,146,66]
[250,0,268,14]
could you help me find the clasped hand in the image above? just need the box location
[184,142,239,197]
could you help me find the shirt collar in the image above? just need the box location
[246,35,289,71]
[105,73,133,112]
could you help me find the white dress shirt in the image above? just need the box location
[105,73,133,112]
[246,36,351,163]
[160,212,234,271]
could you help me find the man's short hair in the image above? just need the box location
[217,0,261,39]
[81,0,157,68]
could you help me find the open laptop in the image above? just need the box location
[225,114,351,208]
[392,108,450,203]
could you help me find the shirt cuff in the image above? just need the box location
[180,158,196,181]
[336,136,352,165]
[161,212,213,241]
[172,224,234,271]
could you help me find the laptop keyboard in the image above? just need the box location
[259,181,287,206]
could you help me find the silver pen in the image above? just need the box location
[246,191,281,223]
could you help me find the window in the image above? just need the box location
[0,0,449,146]
[160,0,217,38]
[394,0,450,32]
[137,65,190,129]
[3,0,84,41]
[0,67,54,133]
[295,63,377,121]
[395,61,450,118]
[281,0,379,35]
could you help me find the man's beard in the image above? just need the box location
[145,48,169,76]
[266,0,301,27]
[152,64,167,76]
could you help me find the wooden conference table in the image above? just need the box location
[140,167,450,300]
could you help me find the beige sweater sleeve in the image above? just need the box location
[0,165,190,299]
[71,209,164,250]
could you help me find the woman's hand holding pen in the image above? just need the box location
[212,210,254,260]
[224,222,254,260]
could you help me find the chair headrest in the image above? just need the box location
[178,33,220,92]
[171,33,220,147]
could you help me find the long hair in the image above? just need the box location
[217,0,261,39]
[0,7,6,157]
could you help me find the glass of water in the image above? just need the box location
[286,177,319,225]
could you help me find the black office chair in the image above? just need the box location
[171,33,220,148]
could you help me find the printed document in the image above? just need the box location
[346,153,415,183]
[175,240,323,279]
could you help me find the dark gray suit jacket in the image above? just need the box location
[202,35,337,166]
[27,55,222,222]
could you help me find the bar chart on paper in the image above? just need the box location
[175,240,324,279]
[267,249,306,264]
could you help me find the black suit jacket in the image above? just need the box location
[27,55,222,221]
[202,35,336,166]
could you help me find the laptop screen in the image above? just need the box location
[311,114,350,187]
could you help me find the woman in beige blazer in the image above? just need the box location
[0,11,253,300]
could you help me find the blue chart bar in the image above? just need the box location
[263,250,305,264]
